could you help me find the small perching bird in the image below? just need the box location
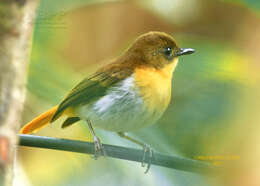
[20,31,195,172]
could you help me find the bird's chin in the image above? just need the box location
[171,58,179,65]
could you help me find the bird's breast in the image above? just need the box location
[134,60,178,114]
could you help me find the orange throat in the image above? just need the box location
[134,59,178,113]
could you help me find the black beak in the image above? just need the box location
[175,48,195,56]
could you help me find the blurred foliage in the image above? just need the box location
[222,0,260,12]
[36,0,119,16]
[18,0,260,186]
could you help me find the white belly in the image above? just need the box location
[76,76,163,132]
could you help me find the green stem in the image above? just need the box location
[19,134,218,173]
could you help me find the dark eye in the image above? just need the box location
[162,47,173,60]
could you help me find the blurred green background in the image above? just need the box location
[17,0,260,186]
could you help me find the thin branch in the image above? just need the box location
[19,134,219,174]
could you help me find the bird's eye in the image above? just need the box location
[162,47,173,60]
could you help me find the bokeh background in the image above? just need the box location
[17,0,260,186]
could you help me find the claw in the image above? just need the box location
[93,135,106,159]
[141,145,153,174]
[116,132,153,173]
[87,119,106,159]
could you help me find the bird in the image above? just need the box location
[20,31,194,172]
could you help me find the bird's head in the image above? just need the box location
[125,31,195,68]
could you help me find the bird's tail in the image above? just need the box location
[20,106,58,134]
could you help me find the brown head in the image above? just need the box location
[122,31,195,69]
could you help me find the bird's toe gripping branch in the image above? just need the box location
[142,145,154,174]
[93,135,106,159]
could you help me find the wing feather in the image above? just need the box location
[51,69,131,122]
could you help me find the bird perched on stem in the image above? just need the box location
[20,31,194,173]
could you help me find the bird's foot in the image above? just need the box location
[141,145,153,174]
[93,135,106,159]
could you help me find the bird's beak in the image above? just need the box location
[175,48,195,56]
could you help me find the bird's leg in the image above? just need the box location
[87,119,106,159]
[117,132,153,173]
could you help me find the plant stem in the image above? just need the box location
[19,134,218,174]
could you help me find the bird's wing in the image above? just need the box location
[51,67,132,122]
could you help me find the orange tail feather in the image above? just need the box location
[20,106,58,134]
